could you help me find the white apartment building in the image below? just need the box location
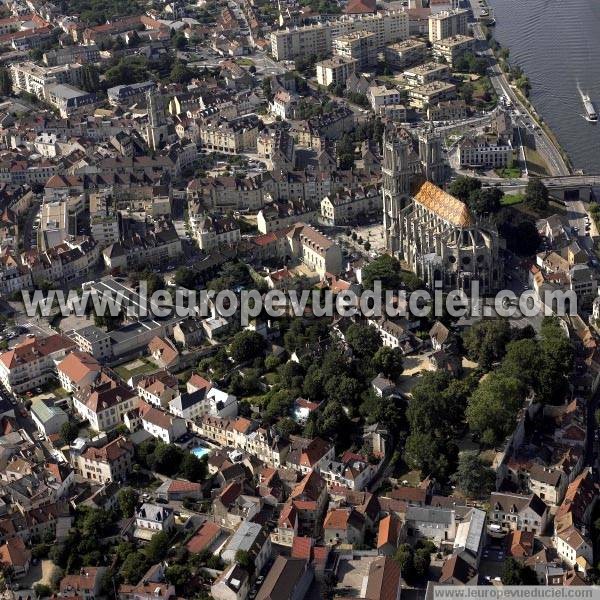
[384,39,428,69]
[432,34,475,66]
[403,61,451,86]
[75,436,134,484]
[459,135,512,168]
[0,335,75,394]
[316,56,358,87]
[368,85,405,114]
[9,61,84,98]
[270,23,333,61]
[330,10,409,49]
[428,8,469,42]
[333,31,378,70]
[189,214,241,251]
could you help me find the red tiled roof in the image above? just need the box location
[186,521,222,554]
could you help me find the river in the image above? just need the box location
[487,0,600,173]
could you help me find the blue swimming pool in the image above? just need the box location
[191,446,211,459]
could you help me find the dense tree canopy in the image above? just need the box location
[229,330,267,363]
[453,452,496,498]
[462,319,512,370]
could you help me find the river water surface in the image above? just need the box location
[487,0,600,173]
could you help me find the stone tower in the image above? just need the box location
[382,125,417,256]
[146,89,168,151]
[418,127,446,186]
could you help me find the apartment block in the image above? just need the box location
[428,8,469,42]
[9,61,83,98]
[316,56,358,87]
[408,80,457,108]
[384,39,427,69]
[403,61,451,86]
[270,23,332,61]
[432,34,476,66]
[333,31,378,69]
[330,10,409,49]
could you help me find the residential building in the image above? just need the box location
[323,507,366,546]
[384,39,427,69]
[255,556,313,600]
[139,401,187,443]
[316,56,358,88]
[403,61,451,86]
[432,34,476,66]
[428,8,469,42]
[459,134,512,168]
[221,521,272,572]
[60,567,107,600]
[257,199,318,234]
[134,503,175,542]
[75,436,134,484]
[427,99,468,121]
[9,61,83,98]
[198,115,260,154]
[107,81,156,106]
[368,85,405,115]
[489,492,549,535]
[0,537,31,577]
[57,351,101,393]
[408,80,457,109]
[0,334,75,394]
[73,375,138,432]
[270,24,333,61]
[190,214,241,250]
[31,399,68,437]
[333,31,378,70]
[330,10,410,49]
[69,326,113,361]
[211,563,250,600]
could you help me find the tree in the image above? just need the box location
[173,32,187,49]
[180,452,207,483]
[235,549,255,575]
[462,319,512,370]
[469,187,503,215]
[174,267,197,289]
[318,400,352,442]
[170,60,193,84]
[466,373,525,445]
[372,346,403,380]
[60,421,80,444]
[404,432,458,481]
[80,65,100,92]
[145,531,170,563]
[524,178,549,211]
[414,547,431,580]
[152,443,184,477]
[120,551,150,584]
[453,452,495,498]
[229,330,266,363]
[118,488,139,518]
[33,584,52,598]
[165,564,190,588]
[394,544,415,582]
[502,557,538,584]
[448,176,482,203]
[407,371,468,438]
[346,323,382,360]
[361,254,403,291]
[0,68,12,97]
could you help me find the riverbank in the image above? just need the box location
[482,0,600,173]
[470,0,572,176]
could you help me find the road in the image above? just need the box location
[467,0,570,176]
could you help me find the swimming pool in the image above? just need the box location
[191,445,212,459]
